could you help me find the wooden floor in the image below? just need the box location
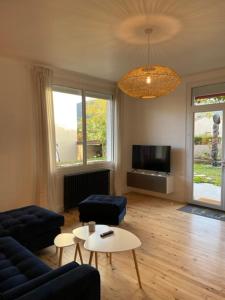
[39,193,225,300]
[197,197,221,206]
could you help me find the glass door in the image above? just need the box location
[193,110,224,207]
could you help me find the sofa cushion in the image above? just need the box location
[3,262,79,300]
[0,206,64,243]
[0,237,50,294]
[20,228,61,252]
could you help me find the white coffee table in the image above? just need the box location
[84,227,142,288]
[54,233,83,266]
[72,225,110,268]
[72,225,109,241]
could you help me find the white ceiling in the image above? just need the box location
[1,0,225,81]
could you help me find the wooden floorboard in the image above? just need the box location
[38,192,225,300]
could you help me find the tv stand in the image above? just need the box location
[127,170,173,194]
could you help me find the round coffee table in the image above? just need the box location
[54,233,83,266]
[84,227,142,288]
[72,225,110,268]
[72,225,109,241]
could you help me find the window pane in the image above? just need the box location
[192,82,225,106]
[85,95,112,163]
[193,111,222,204]
[53,89,83,166]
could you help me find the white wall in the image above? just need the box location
[123,83,187,202]
[1,54,225,211]
[55,127,77,163]
[123,67,225,203]
[0,57,116,212]
[0,57,36,211]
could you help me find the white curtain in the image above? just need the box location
[113,88,125,195]
[32,66,57,210]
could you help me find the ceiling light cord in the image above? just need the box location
[147,30,150,68]
[145,28,152,69]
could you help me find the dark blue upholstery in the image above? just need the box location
[0,237,100,300]
[0,237,50,294]
[79,194,127,225]
[0,206,64,251]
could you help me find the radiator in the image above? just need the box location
[64,169,110,209]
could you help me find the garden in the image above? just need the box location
[194,163,221,186]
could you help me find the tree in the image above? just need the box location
[77,99,107,151]
[86,99,107,145]
[211,113,220,166]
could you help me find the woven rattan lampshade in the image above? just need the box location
[118,28,181,99]
[118,64,181,99]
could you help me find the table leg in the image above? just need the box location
[74,244,78,261]
[109,253,112,265]
[132,250,142,289]
[89,251,94,265]
[77,243,83,264]
[95,252,98,269]
[59,247,63,267]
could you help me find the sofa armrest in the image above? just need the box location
[4,262,100,300]
[15,264,100,300]
[3,262,77,300]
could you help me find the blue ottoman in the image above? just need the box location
[0,205,64,251]
[79,195,127,225]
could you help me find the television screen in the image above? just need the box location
[132,145,171,173]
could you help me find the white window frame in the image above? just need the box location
[186,78,225,209]
[52,85,114,171]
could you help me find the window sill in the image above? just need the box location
[56,161,114,175]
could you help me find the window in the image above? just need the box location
[187,81,225,208]
[53,88,83,166]
[192,82,225,106]
[52,87,113,167]
[85,93,112,163]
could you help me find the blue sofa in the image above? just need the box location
[0,237,100,300]
[0,206,64,252]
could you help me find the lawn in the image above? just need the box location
[194,163,221,186]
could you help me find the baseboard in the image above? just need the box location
[126,187,186,204]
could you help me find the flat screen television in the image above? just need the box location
[132,145,171,173]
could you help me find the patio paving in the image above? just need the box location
[194,183,221,203]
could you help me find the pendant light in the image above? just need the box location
[118,28,181,99]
